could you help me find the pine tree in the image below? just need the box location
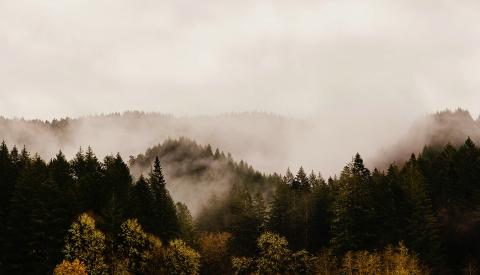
[454,138,480,207]
[43,152,79,270]
[5,156,51,274]
[295,166,309,189]
[72,147,104,212]
[227,183,259,255]
[371,164,410,247]
[268,180,291,239]
[402,155,443,267]
[252,192,268,232]
[0,141,14,270]
[309,175,333,251]
[0,141,13,219]
[332,153,376,253]
[149,157,179,241]
[130,175,156,231]
[100,154,132,233]
[176,202,196,246]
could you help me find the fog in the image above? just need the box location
[2,1,480,176]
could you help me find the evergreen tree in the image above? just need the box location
[309,176,333,251]
[268,179,292,245]
[0,141,14,269]
[227,183,260,255]
[371,164,410,247]
[100,154,132,233]
[332,153,376,253]
[176,202,196,246]
[130,175,156,230]
[4,156,51,274]
[149,157,179,241]
[454,138,480,207]
[72,147,103,212]
[0,141,14,220]
[42,152,79,270]
[402,155,444,267]
[295,166,309,189]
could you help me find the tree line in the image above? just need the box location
[0,137,479,274]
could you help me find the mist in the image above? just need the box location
[2,0,480,212]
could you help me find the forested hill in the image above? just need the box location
[128,137,279,215]
[374,109,480,168]
[2,109,479,177]
[0,137,480,274]
[0,112,301,173]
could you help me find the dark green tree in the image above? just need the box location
[5,156,51,274]
[402,154,444,267]
[130,175,155,231]
[176,202,196,246]
[100,154,132,233]
[72,147,104,212]
[149,157,179,241]
[331,153,376,253]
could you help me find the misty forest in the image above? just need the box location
[5,0,480,274]
[0,110,479,275]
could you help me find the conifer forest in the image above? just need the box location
[1,112,480,274]
[3,0,480,274]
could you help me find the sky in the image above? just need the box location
[1,0,480,121]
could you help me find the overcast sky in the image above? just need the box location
[1,0,480,121]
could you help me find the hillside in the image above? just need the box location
[0,112,302,174]
[128,137,279,215]
[373,109,480,169]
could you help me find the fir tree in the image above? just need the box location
[332,153,376,253]
[148,157,179,241]
[402,155,444,267]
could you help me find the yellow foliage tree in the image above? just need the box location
[340,242,427,275]
[199,232,232,274]
[53,259,88,275]
[163,239,201,275]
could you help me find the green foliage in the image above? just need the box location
[64,213,107,275]
[117,219,151,274]
[402,155,443,266]
[130,175,155,231]
[255,232,292,274]
[72,147,103,213]
[163,239,201,275]
[149,157,180,242]
[4,155,69,274]
[332,153,377,253]
[0,137,479,273]
[176,202,197,246]
[232,232,316,274]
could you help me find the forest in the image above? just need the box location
[0,135,479,275]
